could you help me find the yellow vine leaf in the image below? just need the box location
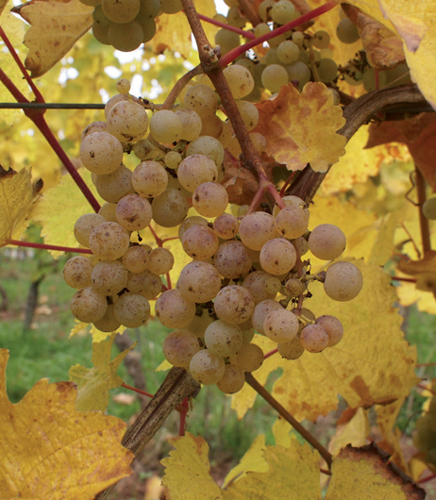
[69,333,134,412]
[13,0,93,78]
[161,432,222,500]
[344,0,436,109]
[90,323,126,343]
[329,408,370,457]
[252,83,346,172]
[0,167,42,246]
[69,319,88,339]
[325,444,425,500]
[232,261,419,421]
[0,349,133,499]
[32,169,103,256]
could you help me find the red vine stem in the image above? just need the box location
[121,382,154,399]
[0,67,101,213]
[177,397,189,436]
[416,362,436,367]
[148,224,163,247]
[7,239,92,254]
[391,276,417,283]
[264,348,278,359]
[219,0,338,67]
[418,473,436,484]
[195,12,256,39]
[417,384,436,396]
[0,25,45,103]
[245,372,333,467]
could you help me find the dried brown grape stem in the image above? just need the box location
[94,368,200,499]
[245,372,333,467]
[162,65,203,110]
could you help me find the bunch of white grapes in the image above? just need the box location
[64,78,362,395]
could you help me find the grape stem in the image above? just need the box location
[121,382,154,399]
[176,397,189,436]
[417,473,436,484]
[417,383,436,397]
[264,348,278,359]
[414,165,432,256]
[245,372,333,468]
[195,11,256,39]
[162,64,203,110]
[390,276,417,283]
[236,0,261,27]
[6,239,93,254]
[0,66,101,213]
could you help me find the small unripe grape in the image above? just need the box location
[116,78,131,94]
[236,343,264,372]
[278,337,305,360]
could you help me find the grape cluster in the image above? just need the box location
[64,77,363,395]
[85,0,182,52]
[414,384,436,468]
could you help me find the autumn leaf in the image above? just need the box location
[0,166,42,246]
[69,332,134,412]
[32,168,103,256]
[252,83,346,173]
[367,113,436,190]
[328,408,370,457]
[232,261,419,421]
[0,349,133,499]
[13,0,93,78]
[325,443,425,500]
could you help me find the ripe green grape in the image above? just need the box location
[422,197,436,220]
[63,257,94,289]
[181,225,219,261]
[323,261,363,302]
[149,110,182,144]
[204,320,243,357]
[155,289,196,328]
[138,17,156,43]
[242,271,279,304]
[183,84,218,118]
[189,350,225,385]
[278,337,305,360]
[308,224,346,260]
[192,182,229,218]
[91,260,128,295]
[74,213,107,247]
[213,285,255,325]
[178,216,209,240]
[227,6,247,28]
[251,299,283,335]
[164,151,182,170]
[312,30,330,49]
[177,261,222,303]
[300,324,329,353]
[88,221,130,260]
[223,65,255,100]
[275,205,310,239]
[92,21,111,45]
[116,78,130,95]
[162,329,201,368]
[107,100,149,142]
[239,211,280,251]
[71,287,108,323]
[263,308,299,343]
[216,364,245,394]
[116,193,152,231]
[316,58,338,83]
[160,0,182,14]
[122,244,150,273]
[236,343,264,372]
[102,0,140,23]
[235,100,259,131]
[336,17,360,44]
[277,40,300,64]
[186,136,224,166]
[93,303,121,332]
[177,155,218,193]
[114,293,150,328]
[286,61,311,90]
[146,247,174,275]
[214,240,253,279]
[80,132,123,175]
[108,20,144,52]
[271,0,298,24]
[259,238,297,276]
[261,64,289,93]
[132,160,168,198]
[258,0,274,21]
[93,164,135,203]
[151,189,190,227]
[174,109,202,142]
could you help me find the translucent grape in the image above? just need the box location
[107,100,149,142]
[300,324,329,353]
[63,257,94,289]
[126,269,162,298]
[71,287,107,323]
[175,109,202,142]
[251,299,283,335]
[114,293,150,328]
[286,61,311,90]
[189,350,225,385]
[104,93,128,118]
[116,193,152,231]
[226,6,246,28]
[236,343,264,372]
[239,211,280,251]
[254,22,270,37]
[93,304,121,332]
[178,216,209,240]
[177,261,222,303]
[122,245,150,273]
[250,132,267,153]
[192,182,229,218]
[308,224,346,260]
[186,136,224,166]
[261,64,289,93]
[422,197,436,220]
[163,329,201,368]
[99,203,118,222]
[81,120,107,140]
[200,115,223,139]
[316,315,344,347]
[149,110,182,144]
[336,17,360,44]
[323,261,363,302]
[214,240,252,279]
[102,0,140,23]
[259,238,297,276]
[177,155,218,193]
[316,58,338,83]
[263,308,299,343]
[116,78,130,94]
[74,213,106,247]
[151,189,190,227]
[132,160,168,198]
[235,100,259,131]
[108,20,143,52]
[88,222,130,260]
[223,65,255,99]
[284,278,305,297]
[91,260,128,295]
[216,364,245,394]
[213,213,239,240]
[164,151,182,170]
[242,271,278,303]
[312,30,330,49]
[181,225,219,261]
[146,247,174,275]
[204,320,243,357]
[155,289,196,328]
[213,285,255,324]
[93,165,135,203]
[275,205,310,239]
[271,0,298,24]
[80,132,123,175]
[138,17,156,43]
[278,337,305,360]
[259,0,274,21]
[160,0,182,14]
[277,40,300,64]
[183,85,218,118]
